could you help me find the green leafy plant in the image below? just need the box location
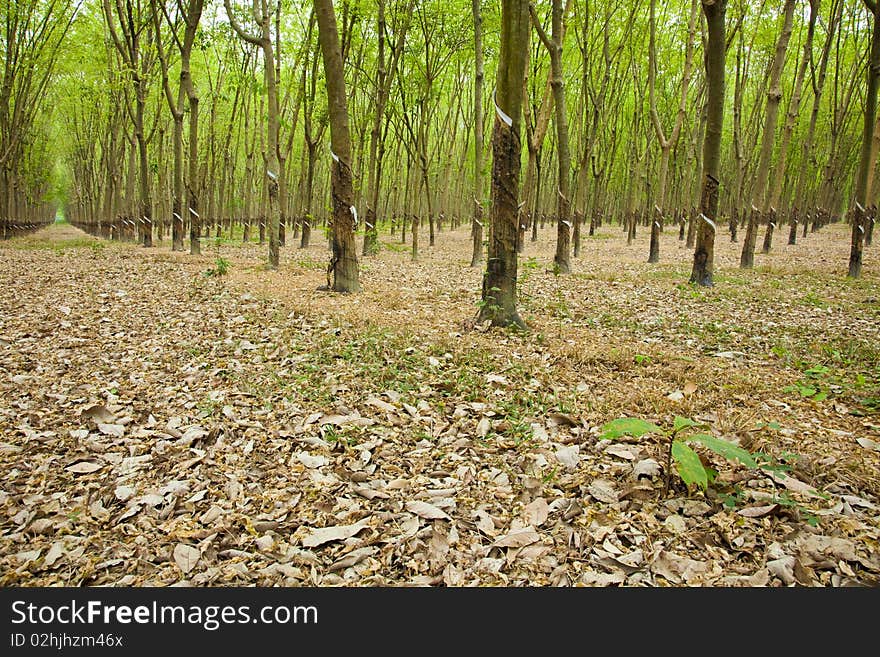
[783,382,827,400]
[204,256,230,277]
[601,415,758,496]
[784,363,832,401]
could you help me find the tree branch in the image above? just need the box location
[528,3,553,53]
[102,0,132,67]
[223,0,264,46]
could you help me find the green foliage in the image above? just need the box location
[690,433,757,469]
[600,417,661,439]
[380,240,408,254]
[671,441,707,490]
[204,256,230,278]
[784,363,832,401]
[601,414,764,498]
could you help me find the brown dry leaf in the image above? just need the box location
[737,504,780,518]
[547,412,578,427]
[328,546,377,573]
[632,458,661,479]
[353,486,390,500]
[767,471,822,498]
[588,479,619,503]
[651,550,710,584]
[173,543,200,574]
[98,423,125,437]
[65,460,102,474]
[405,501,450,520]
[492,526,540,548]
[605,444,639,461]
[365,396,396,413]
[473,510,497,536]
[301,519,371,548]
[581,570,627,586]
[43,542,65,569]
[114,485,136,501]
[523,498,549,526]
[554,445,580,470]
[81,404,115,423]
[856,437,880,452]
[294,451,328,469]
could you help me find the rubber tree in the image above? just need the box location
[314,0,360,292]
[646,0,698,264]
[478,0,529,328]
[777,0,819,246]
[689,0,727,287]
[470,0,485,267]
[103,0,157,247]
[849,0,880,278]
[530,0,573,275]
[363,0,412,257]
[153,0,204,254]
[224,0,282,269]
[740,0,796,268]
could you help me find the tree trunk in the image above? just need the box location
[771,0,818,248]
[690,0,727,287]
[849,2,880,279]
[315,0,360,292]
[531,0,572,275]
[478,0,529,329]
[224,0,281,268]
[648,0,698,264]
[741,0,795,268]
[470,0,485,268]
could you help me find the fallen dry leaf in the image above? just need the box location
[173,543,200,574]
[405,501,451,520]
[65,461,102,474]
[492,526,540,549]
[301,519,371,548]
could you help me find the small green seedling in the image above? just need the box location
[600,415,758,497]
[204,256,230,277]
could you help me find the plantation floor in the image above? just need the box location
[1,221,878,586]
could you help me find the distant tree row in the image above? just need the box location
[2,1,878,319]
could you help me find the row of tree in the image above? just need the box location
[2,0,879,324]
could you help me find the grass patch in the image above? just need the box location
[380,240,409,254]
[645,267,687,281]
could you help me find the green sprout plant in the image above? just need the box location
[204,256,230,278]
[783,364,831,401]
[601,416,758,497]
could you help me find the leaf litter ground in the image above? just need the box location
[0,222,878,586]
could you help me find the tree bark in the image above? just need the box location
[849,1,880,279]
[315,0,360,292]
[471,0,485,267]
[479,0,528,329]
[741,0,795,268]
[690,0,727,287]
[647,0,698,264]
[531,0,572,275]
[224,0,282,268]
